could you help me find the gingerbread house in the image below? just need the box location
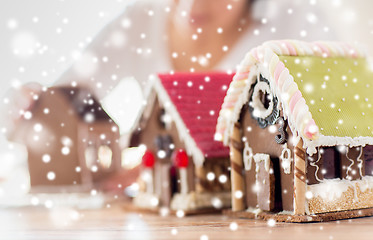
[130,72,233,213]
[10,86,121,192]
[215,40,373,222]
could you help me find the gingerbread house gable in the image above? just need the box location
[131,72,233,213]
[216,40,372,155]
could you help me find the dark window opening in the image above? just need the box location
[154,134,174,160]
[364,145,373,176]
[259,90,270,109]
[158,109,167,128]
[322,147,338,179]
[272,158,283,212]
[308,146,367,184]
[170,165,178,196]
[334,147,342,179]
[307,147,340,185]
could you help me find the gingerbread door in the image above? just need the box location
[254,154,275,211]
[154,134,175,206]
[254,154,283,212]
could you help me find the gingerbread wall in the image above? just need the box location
[77,121,121,185]
[241,104,294,212]
[18,89,82,188]
[306,146,368,185]
[130,97,194,205]
[131,95,232,208]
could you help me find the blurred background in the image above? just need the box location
[1,0,373,204]
[2,0,373,97]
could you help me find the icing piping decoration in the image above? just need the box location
[280,143,292,174]
[357,148,364,177]
[309,147,322,182]
[249,75,280,128]
[345,147,363,180]
[345,148,355,180]
[254,153,271,172]
[243,141,253,171]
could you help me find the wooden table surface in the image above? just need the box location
[1,200,373,240]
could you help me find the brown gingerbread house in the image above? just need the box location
[10,86,121,192]
[216,40,373,222]
[130,72,233,213]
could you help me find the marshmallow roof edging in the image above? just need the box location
[215,40,371,155]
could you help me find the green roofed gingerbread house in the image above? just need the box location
[216,40,373,222]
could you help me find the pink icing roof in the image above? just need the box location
[158,72,233,159]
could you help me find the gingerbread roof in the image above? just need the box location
[154,72,233,166]
[55,87,112,122]
[216,40,372,155]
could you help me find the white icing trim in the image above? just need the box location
[142,168,154,194]
[243,141,253,171]
[170,191,231,211]
[224,67,259,145]
[280,143,292,175]
[179,168,188,195]
[253,153,271,172]
[250,81,274,119]
[133,192,159,209]
[309,147,322,182]
[307,176,373,203]
[345,148,356,180]
[153,77,205,167]
[305,135,373,155]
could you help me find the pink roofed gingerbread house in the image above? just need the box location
[216,40,373,222]
[130,72,233,214]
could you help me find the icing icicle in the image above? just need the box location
[309,147,322,182]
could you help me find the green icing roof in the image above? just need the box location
[280,56,373,138]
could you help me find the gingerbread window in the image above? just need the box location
[84,146,96,169]
[158,108,172,129]
[98,145,113,169]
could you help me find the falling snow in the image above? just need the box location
[0,1,373,238]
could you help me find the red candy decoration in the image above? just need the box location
[142,150,155,168]
[173,149,189,168]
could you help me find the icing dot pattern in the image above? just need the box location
[284,56,373,138]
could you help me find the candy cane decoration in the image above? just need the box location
[230,122,245,211]
[173,149,189,195]
[294,138,306,215]
[142,150,155,194]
